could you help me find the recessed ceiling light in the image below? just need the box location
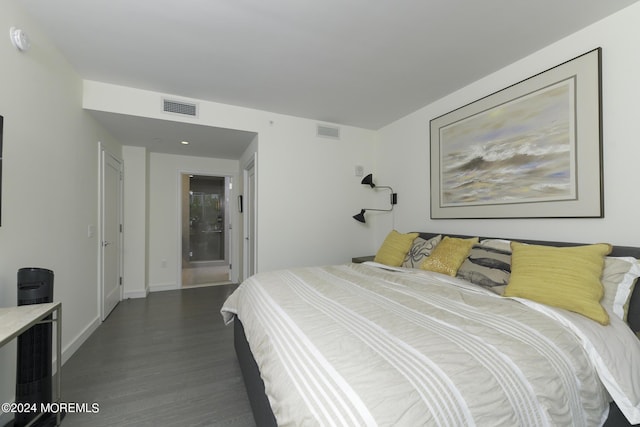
[180,140,190,145]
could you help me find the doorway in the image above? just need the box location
[243,155,257,279]
[181,174,231,286]
[100,146,123,320]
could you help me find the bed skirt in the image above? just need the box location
[234,316,277,427]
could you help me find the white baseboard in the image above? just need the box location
[59,315,101,367]
[123,287,149,299]
[149,282,178,292]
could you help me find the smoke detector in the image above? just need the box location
[9,27,30,52]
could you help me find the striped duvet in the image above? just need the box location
[221,263,610,426]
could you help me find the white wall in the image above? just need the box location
[147,153,240,290]
[375,3,640,249]
[0,0,122,421]
[254,115,377,269]
[83,82,378,273]
[122,146,149,298]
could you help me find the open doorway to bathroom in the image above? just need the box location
[181,174,232,287]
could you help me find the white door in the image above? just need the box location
[101,149,123,320]
[243,156,257,279]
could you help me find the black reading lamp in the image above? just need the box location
[353,174,397,223]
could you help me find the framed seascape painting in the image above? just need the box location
[430,48,602,219]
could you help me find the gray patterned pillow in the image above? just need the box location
[457,245,511,295]
[402,235,442,268]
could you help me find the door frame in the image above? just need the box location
[98,143,123,321]
[177,170,235,287]
[242,154,257,280]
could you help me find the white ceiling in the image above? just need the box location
[17,0,639,158]
[87,111,257,159]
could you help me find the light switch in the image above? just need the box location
[355,165,364,177]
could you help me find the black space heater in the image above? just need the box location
[14,267,56,427]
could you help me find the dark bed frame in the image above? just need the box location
[233,233,640,427]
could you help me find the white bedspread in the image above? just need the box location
[221,263,627,426]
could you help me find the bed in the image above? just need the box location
[221,232,640,426]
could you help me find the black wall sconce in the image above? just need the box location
[353,173,397,223]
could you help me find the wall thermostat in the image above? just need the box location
[10,27,30,52]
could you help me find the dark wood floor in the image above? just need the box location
[60,285,255,427]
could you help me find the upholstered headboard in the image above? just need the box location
[418,232,640,332]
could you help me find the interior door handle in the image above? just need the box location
[102,241,111,247]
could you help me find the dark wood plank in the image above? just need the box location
[61,285,255,427]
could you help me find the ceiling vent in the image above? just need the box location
[162,98,198,117]
[317,124,340,140]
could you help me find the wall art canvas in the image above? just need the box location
[430,48,602,219]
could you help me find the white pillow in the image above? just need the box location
[478,238,512,253]
[601,257,640,321]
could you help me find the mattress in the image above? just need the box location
[221,262,640,426]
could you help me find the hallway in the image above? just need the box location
[61,285,254,426]
[182,264,232,287]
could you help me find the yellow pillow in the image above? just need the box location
[421,236,479,276]
[374,230,419,267]
[504,242,612,325]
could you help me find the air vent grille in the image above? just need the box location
[317,124,340,139]
[162,98,198,117]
